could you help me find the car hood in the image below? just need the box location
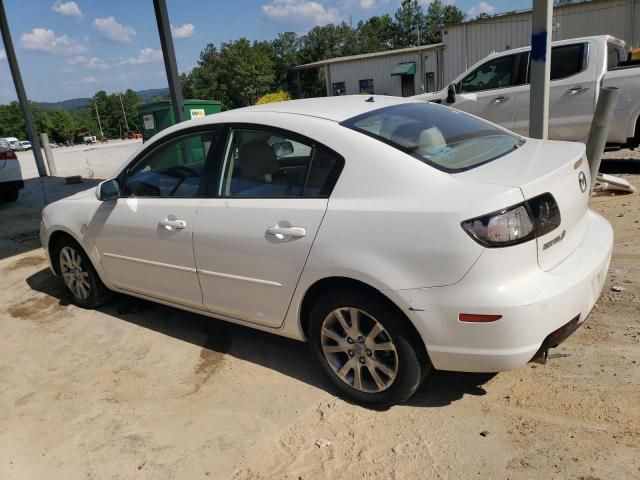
[61,185,99,201]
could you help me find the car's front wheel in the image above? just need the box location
[308,289,429,408]
[53,237,108,308]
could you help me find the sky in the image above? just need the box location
[0,0,532,104]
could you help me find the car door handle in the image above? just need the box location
[266,226,306,238]
[159,219,187,230]
[493,95,509,103]
[568,86,590,94]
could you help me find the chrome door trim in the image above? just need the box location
[102,252,196,273]
[197,268,283,287]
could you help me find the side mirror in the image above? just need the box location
[446,84,457,104]
[96,179,120,201]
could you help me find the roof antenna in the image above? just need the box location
[365,96,374,102]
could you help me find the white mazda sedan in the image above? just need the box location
[40,96,613,407]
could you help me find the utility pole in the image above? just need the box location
[94,101,104,138]
[119,94,129,131]
[529,0,553,139]
[153,0,184,123]
[0,0,47,176]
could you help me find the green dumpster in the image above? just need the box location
[138,99,222,141]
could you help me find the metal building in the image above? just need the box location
[293,44,445,98]
[442,0,640,84]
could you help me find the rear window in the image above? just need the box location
[341,103,524,172]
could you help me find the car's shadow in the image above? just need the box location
[26,267,495,410]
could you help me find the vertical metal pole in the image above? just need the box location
[586,86,619,192]
[153,0,184,123]
[94,101,104,138]
[119,94,130,131]
[0,0,47,176]
[40,132,57,176]
[529,0,553,139]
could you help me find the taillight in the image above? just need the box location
[461,193,561,248]
[0,150,18,160]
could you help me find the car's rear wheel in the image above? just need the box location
[53,237,108,308]
[308,289,428,408]
[0,189,19,203]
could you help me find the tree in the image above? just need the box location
[190,43,221,101]
[216,38,275,108]
[356,14,395,53]
[425,0,465,43]
[180,72,194,99]
[394,0,425,48]
[270,32,300,93]
[49,110,75,143]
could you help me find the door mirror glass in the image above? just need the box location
[96,179,120,201]
[446,84,456,103]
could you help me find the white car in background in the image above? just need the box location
[0,138,23,203]
[40,96,613,407]
[16,140,32,151]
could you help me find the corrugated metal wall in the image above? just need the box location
[442,0,640,85]
[325,47,444,97]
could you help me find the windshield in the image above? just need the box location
[341,102,524,172]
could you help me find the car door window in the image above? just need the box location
[459,53,527,93]
[218,128,343,198]
[550,44,586,80]
[123,129,217,198]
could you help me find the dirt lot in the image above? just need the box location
[0,148,639,479]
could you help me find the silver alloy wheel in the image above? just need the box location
[321,307,398,393]
[59,246,90,300]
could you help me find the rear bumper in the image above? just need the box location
[0,179,24,191]
[387,209,613,372]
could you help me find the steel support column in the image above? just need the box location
[529,0,553,140]
[153,0,184,123]
[0,0,47,176]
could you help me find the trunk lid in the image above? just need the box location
[453,138,590,271]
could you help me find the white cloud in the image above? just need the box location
[467,1,496,18]
[119,47,163,65]
[67,55,109,69]
[0,49,5,61]
[262,0,340,26]
[93,16,136,43]
[52,1,83,18]
[81,75,98,84]
[171,23,195,39]
[20,28,87,55]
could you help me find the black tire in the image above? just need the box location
[308,289,429,408]
[0,188,19,203]
[52,236,109,308]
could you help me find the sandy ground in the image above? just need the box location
[0,146,638,479]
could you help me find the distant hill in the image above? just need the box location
[37,88,170,111]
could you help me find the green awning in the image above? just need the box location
[391,62,416,76]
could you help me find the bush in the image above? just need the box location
[256,91,292,105]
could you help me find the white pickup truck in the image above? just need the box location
[415,35,640,150]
